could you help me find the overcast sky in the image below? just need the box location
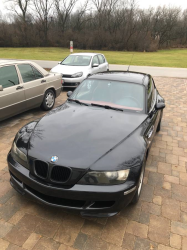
[137,0,187,9]
[0,0,186,14]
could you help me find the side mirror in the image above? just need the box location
[155,94,165,110]
[155,102,165,110]
[67,91,72,97]
[0,85,3,91]
[58,62,61,64]
[92,63,99,68]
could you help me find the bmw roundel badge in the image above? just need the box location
[51,156,58,163]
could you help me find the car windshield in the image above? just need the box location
[70,79,145,112]
[61,55,91,66]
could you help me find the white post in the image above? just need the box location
[70,41,73,53]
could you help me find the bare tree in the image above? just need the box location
[119,0,139,50]
[6,0,31,45]
[71,0,91,31]
[55,0,78,34]
[0,0,186,50]
[179,10,187,44]
[32,0,54,46]
[6,0,30,21]
[92,0,107,13]
[152,6,181,47]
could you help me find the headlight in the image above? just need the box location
[12,142,27,162]
[71,72,83,78]
[78,169,130,185]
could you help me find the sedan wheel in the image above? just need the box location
[46,92,54,108]
[41,90,55,111]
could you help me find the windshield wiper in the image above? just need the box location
[91,103,123,112]
[68,98,89,106]
[8,80,16,85]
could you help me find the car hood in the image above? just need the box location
[50,64,89,75]
[28,103,147,170]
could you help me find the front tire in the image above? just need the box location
[131,159,146,204]
[156,120,161,132]
[41,89,55,111]
[156,110,163,132]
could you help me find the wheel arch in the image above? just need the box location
[45,87,56,98]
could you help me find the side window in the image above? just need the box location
[0,66,19,89]
[32,66,43,79]
[18,64,36,83]
[98,55,105,64]
[92,56,99,65]
[147,79,153,111]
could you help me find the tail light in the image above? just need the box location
[61,79,64,85]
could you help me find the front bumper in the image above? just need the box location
[63,76,85,88]
[7,153,137,217]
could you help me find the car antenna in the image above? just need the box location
[127,54,134,72]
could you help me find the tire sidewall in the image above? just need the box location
[157,110,163,132]
[131,158,146,204]
[42,90,55,111]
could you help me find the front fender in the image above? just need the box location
[15,120,39,155]
[89,126,148,185]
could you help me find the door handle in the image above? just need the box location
[41,80,46,83]
[16,86,24,90]
[147,125,154,138]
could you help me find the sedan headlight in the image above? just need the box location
[71,72,83,78]
[78,169,130,185]
[12,142,27,162]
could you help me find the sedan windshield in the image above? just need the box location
[61,55,91,66]
[71,79,145,112]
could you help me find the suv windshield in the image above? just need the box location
[71,79,145,112]
[61,55,91,66]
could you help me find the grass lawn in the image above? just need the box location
[0,47,187,68]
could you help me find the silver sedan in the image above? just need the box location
[50,53,109,88]
[0,60,62,121]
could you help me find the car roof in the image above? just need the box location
[0,60,33,66]
[0,60,20,65]
[0,60,49,76]
[89,71,150,88]
[70,53,102,56]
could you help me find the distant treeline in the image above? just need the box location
[0,0,187,51]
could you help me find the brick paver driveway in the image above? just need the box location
[0,77,187,250]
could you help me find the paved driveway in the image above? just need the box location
[0,77,187,250]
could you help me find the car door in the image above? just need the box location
[0,65,26,121]
[91,55,102,74]
[145,78,160,147]
[98,54,108,71]
[17,64,45,109]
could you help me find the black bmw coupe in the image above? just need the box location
[7,71,165,217]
